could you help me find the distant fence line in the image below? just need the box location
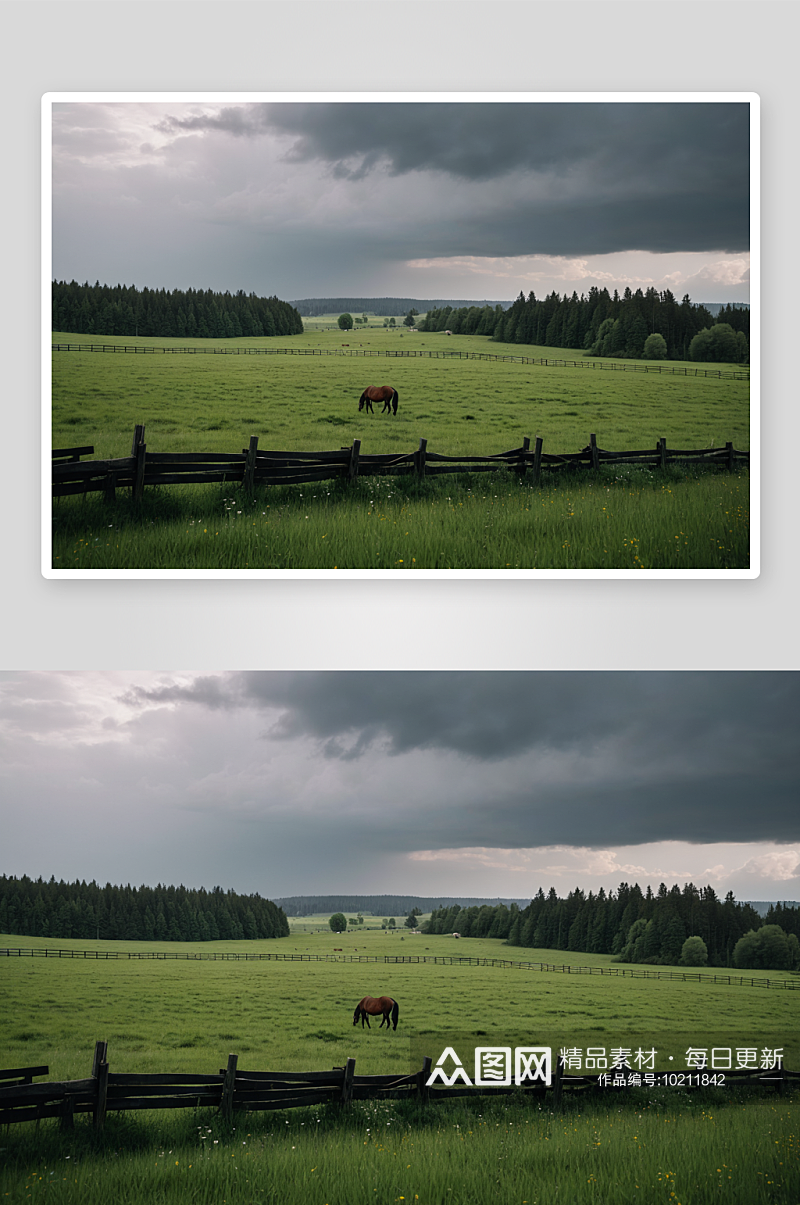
[51,342,750,381]
[2,947,795,991]
[52,427,749,502]
[0,1042,795,1130]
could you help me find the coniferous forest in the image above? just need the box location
[0,875,289,942]
[424,884,799,970]
[420,288,750,363]
[52,281,303,340]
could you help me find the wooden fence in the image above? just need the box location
[3,947,797,991]
[1,1044,794,1130]
[51,343,750,381]
[52,426,749,502]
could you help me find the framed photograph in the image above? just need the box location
[43,94,757,578]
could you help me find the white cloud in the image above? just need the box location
[737,850,800,881]
[404,251,751,302]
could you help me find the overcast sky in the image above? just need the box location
[50,98,752,305]
[1,671,795,904]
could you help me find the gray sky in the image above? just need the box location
[51,98,751,305]
[1,672,795,903]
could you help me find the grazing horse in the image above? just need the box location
[358,386,399,415]
[353,995,399,1031]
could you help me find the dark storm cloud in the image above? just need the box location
[425,774,799,850]
[120,673,798,847]
[153,101,750,255]
[163,102,744,184]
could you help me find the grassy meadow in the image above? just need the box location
[50,325,751,571]
[1,931,796,1203]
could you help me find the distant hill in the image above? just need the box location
[292,297,511,318]
[745,900,799,917]
[275,894,529,917]
[701,302,750,316]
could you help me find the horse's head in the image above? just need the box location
[353,1003,362,1024]
[358,398,364,411]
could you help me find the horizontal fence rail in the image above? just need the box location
[52,428,749,501]
[2,946,795,990]
[0,1043,794,1129]
[51,343,750,380]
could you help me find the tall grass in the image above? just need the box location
[1,1090,796,1204]
[51,465,749,570]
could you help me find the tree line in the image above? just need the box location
[291,297,507,318]
[52,281,304,340]
[275,894,526,917]
[424,883,799,970]
[0,875,289,942]
[420,288,750,363]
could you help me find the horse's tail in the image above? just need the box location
[391,998,399,1030]
[392,388,399,414]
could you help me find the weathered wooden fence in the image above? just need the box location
[52,427,749,501]
[51,342,750,381]
[1,1045,793,1130]
[3,947,796,991]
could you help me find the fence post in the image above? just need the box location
[532,437,543,486]
[659,437,668,471]
[552,1052,563,1110]
[589,433,599,472]
[726,441,735,470]
[60,1093,74,1131]
[414,438,427,479]
[417,1055,432,1105]
[340,1057,356,1105]
[519,436,530,477]
[91,1040,109,1130]
[244,435,259,495]
[348,439,361,482]
[221,1053,238,1120]
[131,424,146,502]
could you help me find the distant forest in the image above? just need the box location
[425,884,799,969]
[276,894,528,916]
[52,281,303,339]
[0,875,289,942]
[421,288,750,363]
[292,297,509,318]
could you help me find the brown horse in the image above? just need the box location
[353,995,399,1030]
[358,386,399,415]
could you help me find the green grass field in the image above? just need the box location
[1,932,796,1204]
[2,930,796,1078]
[50,327,751,571]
